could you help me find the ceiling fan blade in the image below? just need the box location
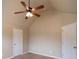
[32,12,40,17]
[14,11,26,14]
[20,1,26,8]
[34,5,44,10]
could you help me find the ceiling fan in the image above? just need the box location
[14,0,44,19]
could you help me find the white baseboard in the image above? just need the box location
[28,51,62,59]
[6,52,28,59]
[6,51,62,59]
[6,56,14,59]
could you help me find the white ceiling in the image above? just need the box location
[3,0,77,29]
[28,0,77,13]
[49,0,77,13]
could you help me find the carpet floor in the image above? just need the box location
[11,53,56,59]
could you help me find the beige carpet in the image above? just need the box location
[11,53,56,59]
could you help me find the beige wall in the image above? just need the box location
[28,12,76,58]
[23,28,29,53]
[2,0,28,59]
[2,26,28,59]
[2,0,76,59]
[2,24,13,59]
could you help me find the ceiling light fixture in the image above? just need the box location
[14,0,44,19]
[26,11,33,17]
[26,0,33,17]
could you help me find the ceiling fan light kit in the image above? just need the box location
[14,0,44,19]
[26,12,33,17]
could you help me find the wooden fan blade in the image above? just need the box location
[14,11,26,14]
[20,1,26,8]
[32,12,40,17]
[35,5,44,10]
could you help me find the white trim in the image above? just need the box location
[13,28,23,56]
[62,22,76,30]
[6,56,15,59]
[6,52,28,59]
[28,51,62,59]
[6,51,63,59]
